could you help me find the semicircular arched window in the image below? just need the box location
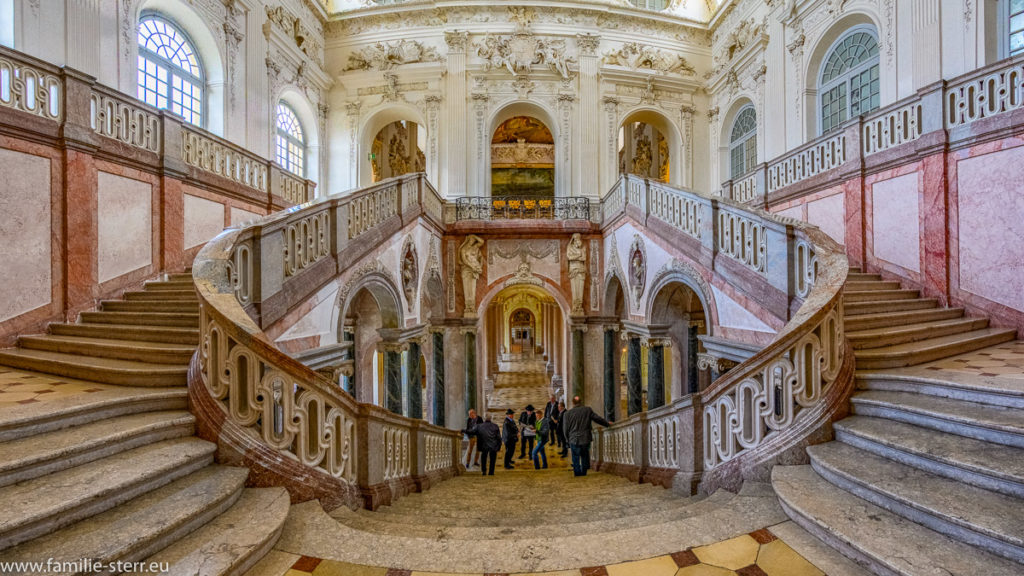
[729,106,757,178]
[275,102,305,177]
[137,15,204,126]
[819,27,880,134]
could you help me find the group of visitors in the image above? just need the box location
[461,395,611,477]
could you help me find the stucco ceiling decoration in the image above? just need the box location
[473,8,577,80]
[344,39,443,72]
[602,42,697,76]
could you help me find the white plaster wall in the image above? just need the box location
[872,173,921,272]
[710,285,775,333]
[230,207,261,226]
[0,148,50,322]
[183,194,225,249]
[97,172,152,283]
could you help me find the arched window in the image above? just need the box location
[729,106,757,178]
[276,102,305,177]
[628,0,670,10]
[137,15,204,126]
[819,28,879,134]
[1010,0,1024,56]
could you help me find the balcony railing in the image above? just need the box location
[454,196,591,221]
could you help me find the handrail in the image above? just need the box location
[191,172,459,509]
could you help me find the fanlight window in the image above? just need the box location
[1011,0,1024,56]
[276,102,305,177]
[819,28,879,134]
[137,16,203,126]
[729,106,757,178]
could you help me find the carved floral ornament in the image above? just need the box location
[345,40,443,72]
[602,43,696,76]
[475,33,576,79]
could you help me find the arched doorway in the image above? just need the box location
[617,109,681,184]
[339,277,402,411]
[649,281,709,401]
[491,116,555,199]
[508,308,536,355]
[369,120,425,183]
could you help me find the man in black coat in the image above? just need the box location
[518,404,537,458]
[544,395,560,448]
[502,409,519,469]
[475,415,502,476]
[461,409,483,469]
[561,395,611,476]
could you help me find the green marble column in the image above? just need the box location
[627,336,642,416]
[385,347,402,415]
[648,341,665,410]
[603,328,616,422]
[465,331,477,412]
[407,340,422,419]
[572,328,584,401]
[432,331,445,427]
[687,324,699,394]
[342,329,354,397]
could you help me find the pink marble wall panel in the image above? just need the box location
[774,205,803,221]
[97,171,153,283]
[805,193,846,246]
[956,145,1024,313]
[184,194,226,249]
[0,148,52,322]
[871,172,921,273]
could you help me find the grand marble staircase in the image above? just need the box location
[0,274,288,576]
[773,269,1024,575]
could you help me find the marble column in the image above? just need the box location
[444,31,469,196]
[407,340,423,420]
[384,345,403,415]
[626,336,642,416]
[341,328,355,395]
[687,324,699,394]
[571,327,585,401]
[648,339,666,410]
[465,330,477,412]
[603,327,617,421]
[432,330,445,427]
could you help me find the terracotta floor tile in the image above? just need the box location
[311,560,389,576]
[747,529,776,544]
[671,550,701,568]
[755,540,823,576]
[579,567,609,576]
[606,555,679,576]
[692,535,760,570]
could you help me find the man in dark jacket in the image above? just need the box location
[555,401,568,456]
[518,405,537,458]
[461,409,483,469]
[561,395,611,476]
[475,415,502,476]
[502,409,519,469]
[544,395,560,448]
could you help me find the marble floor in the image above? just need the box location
[485,356,555,424]
[0,367,106,405]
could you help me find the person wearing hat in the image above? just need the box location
[502,409,519,470]
[517,404,537,459]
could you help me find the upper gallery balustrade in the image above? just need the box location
[454,196,593,221]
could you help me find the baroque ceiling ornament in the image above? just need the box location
[344,39,443,72]
[475,33,577,79]
[602,43,696,76]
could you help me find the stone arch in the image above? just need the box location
[802,11,885,139]
[275,86,321,187]
[358,104,427,187]
[644,259,717,328]
[618,106,684,186]
[486,100,560,197]
[718,96,758,183]
[603,271,628,319]
[136,0,226,136]
[336,265,403,338]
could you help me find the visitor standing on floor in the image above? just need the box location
[502,409,519,469]
[562,396,611,476]
[555,400,568,456]
[461,409,483,469]
[475,415,501,476]
[518,405,537,458]
[531,409,550,469]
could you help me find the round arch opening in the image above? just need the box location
[490,116,555,199]
[617,109,682,185]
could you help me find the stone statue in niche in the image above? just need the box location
[401,242,418,312]
[459,235,485,316]
[629,237,646,306]
[567,233,586,315]
[389,132,408,175]
[632,129,652,176]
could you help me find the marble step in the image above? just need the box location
[834,416,1024,498]
[807,442,1024,563]
[0,385,187,443]
[844,307,965,332]
[50,322,199,345]
[165,273,194,282]
[851,390,1024,448]
[17,334,195,365]
[142,280,196,292]
[846,272,882,281]
[380,488,679,520]
[852,327,1017,369]
[100,300,199,313]
[772,465,1023,576]
[843,289,920,303]
[124,290,199,302]
[847,317,990,349]
[845,281,902,292]
[0,437,215,550]
[0,466,248,576]
[128,487,290,576]
[856,371,1024,409]
[342,491,724,537]
[844,298,939,317]
[0,348,187,387]
[78,311,199,328]
[0,410,195,487]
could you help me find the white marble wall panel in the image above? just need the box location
[230,207,261,227]
[872,173,921,273]
[97,171,152,283]
[711,285,775,333]
[806,193,846,246]
[957,147,1024,312]
[184,194,226,249]
[0,149,51,322]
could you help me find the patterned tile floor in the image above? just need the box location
[250,529,827,576]
[0,367,106,405]
[921,340,1024,379]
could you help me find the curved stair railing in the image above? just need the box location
[190,173,461,511]
[597,174,853,494]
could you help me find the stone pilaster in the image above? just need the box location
[626,334,642,416]
[431,328,445,427]
[687,323,700,394]
[445,31,469,197]
[577,34,600,196]
[407,339,423,419]
[571,325,586,402]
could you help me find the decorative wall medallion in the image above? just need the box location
[629,235,647,309]
[401,237,419,312]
